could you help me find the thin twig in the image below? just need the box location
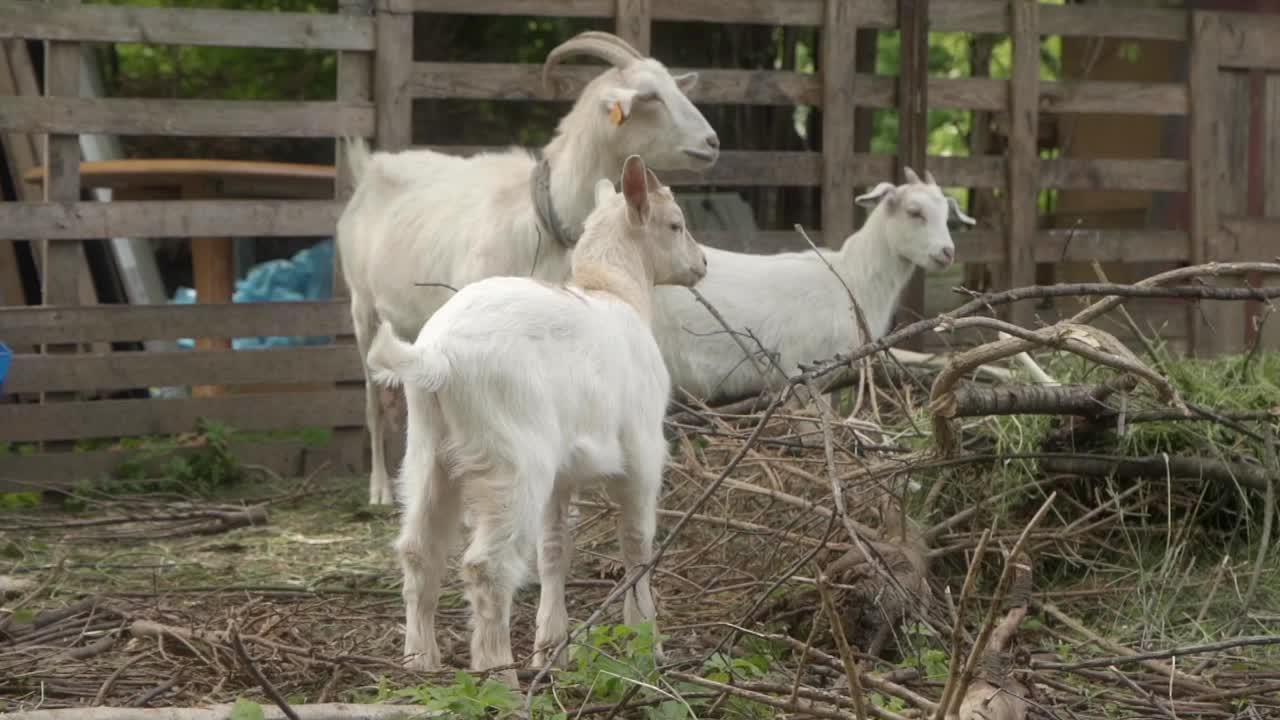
[229,628,300,720]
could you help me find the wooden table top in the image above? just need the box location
[23,158,336,197]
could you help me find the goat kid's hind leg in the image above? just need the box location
[609,454,664,662]
[396,458,462,670]
[460,468,541,687]
[531,484,575,669]
[353,299,394,505]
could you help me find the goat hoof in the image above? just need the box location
[404,650,440,671]
[370,484,395,506]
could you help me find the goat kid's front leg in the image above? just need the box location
[531,485,575,669]
[609,470,664,663]
[396,460,461,670]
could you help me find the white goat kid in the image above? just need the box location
[365,155,707,683]
[338,31,720,505]
[652,168,975,403]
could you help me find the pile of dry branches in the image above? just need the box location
[4,260,1280,720]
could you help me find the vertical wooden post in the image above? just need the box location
[1188,11,1219,357]
[374,0,412,153]
[1004,0,1039,329]
[334,0,374,299]
[41,1,82,311]
[1262,74,1280,352]
[336,0,380,474]
[821,0,858,248]
[897,0,929,345]
[616,0,652,55]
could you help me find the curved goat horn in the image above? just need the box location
[924,169,939,186]
[542,31,645,92]
[902,167,922,185]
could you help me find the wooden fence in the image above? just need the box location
[2,0,1279,490]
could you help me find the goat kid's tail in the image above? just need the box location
[366,323,451,392]
[342,136,371,188]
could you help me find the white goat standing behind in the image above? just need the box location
[338,31,720,505]
[652,168,975,403]
[365,155,707,683]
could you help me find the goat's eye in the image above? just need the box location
[670,222,682,232]
[908,209,925,221]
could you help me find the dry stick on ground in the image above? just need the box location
[929,319,1181,454]
[1037,455,1272,493]
[1032,634,1280,672]
[814,568,867,720]
[933,528,992,720]
[943,494,1055,720]
[230,628,300,720]
[956,556,1034,720]
[1033,602,1216,694]
[1235,431,1277,627]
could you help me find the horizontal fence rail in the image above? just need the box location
[2,0,1278,491]
[0,2,376,50]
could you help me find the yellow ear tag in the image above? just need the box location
[609,101,625,126]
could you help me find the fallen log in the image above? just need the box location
[1040,454,1270,493]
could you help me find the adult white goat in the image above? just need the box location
[338,31,720,505]
[651,168,975,404]
[365,155,706,682]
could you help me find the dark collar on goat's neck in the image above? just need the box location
[530,150,581,249]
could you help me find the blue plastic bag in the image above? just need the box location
[0,342,11,395]
[172,238,335,350]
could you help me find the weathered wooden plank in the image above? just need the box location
[1041,158,1187,193]
[374,9,413,150]
[1217,11,1280,71]
[897,0,929,348]
[1263,77,1280,351]
[1215,217,1280,263]
[0,200,345,240]
[1039,3,1187,41]
[334,0,374,301]
[616,0,651,55]
[662,150,821,187]
[410,0,612,17]
[403,0,1166,37]
[0,97,374,137]
[42,19,81,310]
[0,439,361,491]
[1005,0,1039,329]
[1189,12,1221,356]
[408,59,1187,117]
[820,0,857,248]
[5,345,363,394]
[1038,81,1187,116]
[0,301,353,346]
[0,2,376,51]
[0,388,366,443]
[408,63,822,106]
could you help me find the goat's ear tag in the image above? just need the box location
[609,101,626,126]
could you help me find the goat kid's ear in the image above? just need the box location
[601,87,640,126]
[673,71,699,93]
[947,196,977,226]
[621,154,651,225]
[855,182,897,209]
[593,178,616,208]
